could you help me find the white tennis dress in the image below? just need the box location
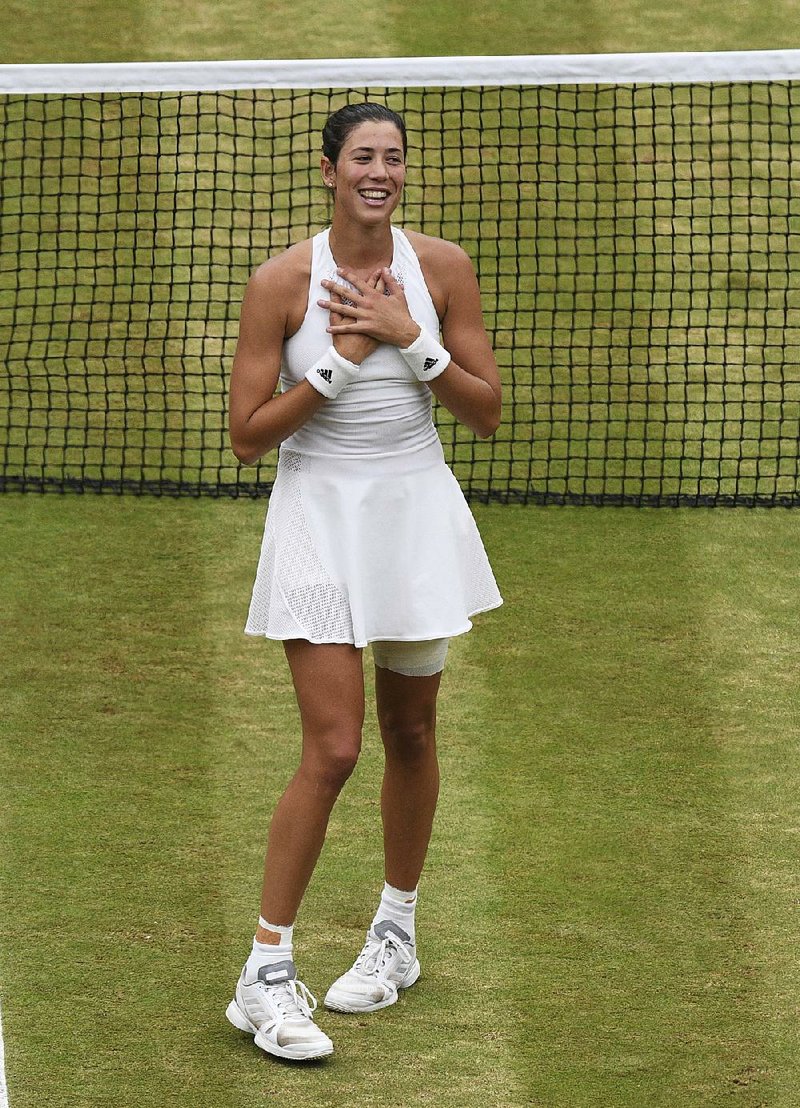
[244,225,502,648]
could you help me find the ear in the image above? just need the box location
[320,155,336,190]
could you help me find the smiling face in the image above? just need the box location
[321,120,406,225]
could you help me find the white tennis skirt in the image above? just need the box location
[244,440,503,648]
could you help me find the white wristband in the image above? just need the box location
[399,326,451,382]
[305,346,360,399]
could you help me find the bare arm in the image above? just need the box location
[229,250,386,466]
[426,245,502,439]
[228,260,326,466]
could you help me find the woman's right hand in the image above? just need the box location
[329,269,382,365]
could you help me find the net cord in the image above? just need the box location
[2,49,800,94]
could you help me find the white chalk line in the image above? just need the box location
[0,993,9,1108]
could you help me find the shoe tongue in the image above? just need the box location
[372,919,411,944]
[257,959,297,987]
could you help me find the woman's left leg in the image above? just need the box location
[375,665,442,892]
[323,656,443,1014]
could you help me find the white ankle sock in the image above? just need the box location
[371,882,418,943]
[244,917,295,980]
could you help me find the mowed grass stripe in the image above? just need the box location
[0,497,235,1105]
[691,512,800,1103]
[475,509,746,1105]
[4,0,800,65]
[471,507,800,1105]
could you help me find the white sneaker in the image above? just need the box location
[324,920,421,1013]
[226,959,333,1061]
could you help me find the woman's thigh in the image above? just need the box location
[284,639,366,751]
[374,664,442,757]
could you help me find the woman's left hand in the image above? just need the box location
[319,267,421,349]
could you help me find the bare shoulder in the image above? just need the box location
[243,237,313,333]
[248,237,313,294]
[403,229,473,273]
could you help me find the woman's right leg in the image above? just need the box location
[258,639,365,939]
[227,642,362,1061]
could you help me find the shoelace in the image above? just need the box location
[261,978,318,1021]
[356,934,405,977]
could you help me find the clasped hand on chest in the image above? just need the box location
[318,265,421,365]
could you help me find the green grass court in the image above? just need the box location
[3,2,800,1105]
[2,500,799,1106]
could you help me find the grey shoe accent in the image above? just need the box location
[373,919,412,945]
[257,959,297,987]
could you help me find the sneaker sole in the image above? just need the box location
[225,1000,334,1061]
[324,959,421,1014]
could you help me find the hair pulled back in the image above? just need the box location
[322,103,407,165]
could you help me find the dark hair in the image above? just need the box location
[322,103,407,165]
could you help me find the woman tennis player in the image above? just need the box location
[226,102,502,1061]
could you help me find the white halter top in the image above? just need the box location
[280,226,442,458]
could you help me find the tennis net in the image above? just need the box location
[1,52,799,505]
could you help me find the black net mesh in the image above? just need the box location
[1,82,799,505]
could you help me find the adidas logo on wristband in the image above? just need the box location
[317,367,333,383]
[398,327,450,382]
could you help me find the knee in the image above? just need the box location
[380,714,436,766]
[302,732,361,794]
